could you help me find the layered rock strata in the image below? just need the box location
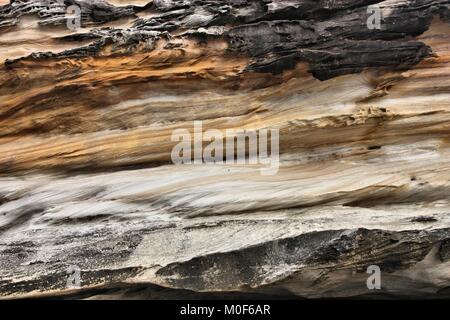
[0,0,449,299]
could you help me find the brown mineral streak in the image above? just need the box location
[0,0,449,299]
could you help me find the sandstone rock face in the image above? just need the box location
[0,0,449,299]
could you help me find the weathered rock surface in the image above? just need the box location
[0,0,449,299]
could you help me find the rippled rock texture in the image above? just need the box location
[0,0,450,299]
